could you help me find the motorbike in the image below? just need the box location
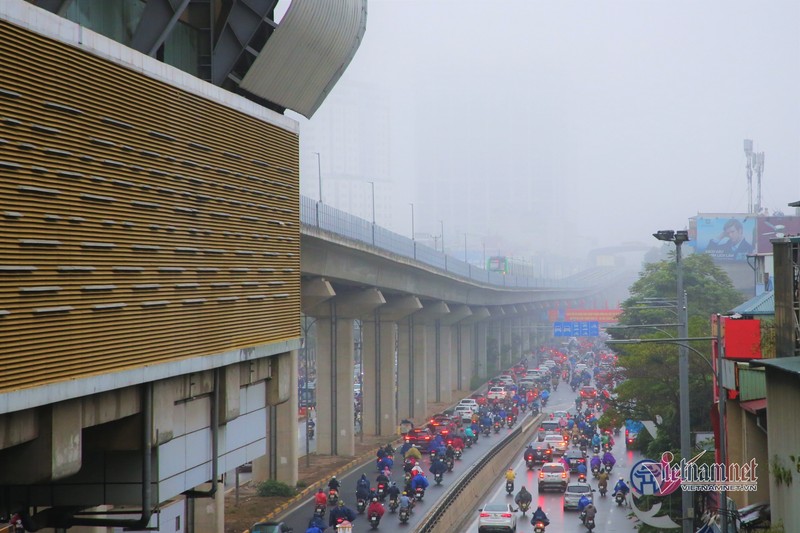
[314,504,326,518]
[519,501,531,514]
[399,507,410,524]
[454,448,463,460]
[506,415,514,428]
[592,445,600,455]
[307,423,315,439]
[388,497,399,513]
[505,480,514,495]
[465,436,473,448]
[445,456,454,472]
[414,487,425,501]
[603,443,612,452]
[434,471,444,485]
[368,512,381,530]
[327,489,339,505]
[482,425,491,437]
[493,422,501,434]
[584,517,596,531]
[614,491,625,506]
[357,498,367,514]
[599,484,607,497]
[541,397,549,407]
[430,448,438,460]
[533,520,548,533]
[613,427,621,436]
[605,463,614,473]
[377,483,387,501]
[577,473,587,483]
[525,456,535,470]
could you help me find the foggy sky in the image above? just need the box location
[296,0,800,259]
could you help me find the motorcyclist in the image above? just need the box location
[576,461,588,477]
[514,486,533,509]
[577,494,591,513]
[306,516,326,533]
[376,446,387,459]
[505,468,516,482]
[327,476,341,491]
[384,443,396,457]
[597,469,610,492]
[614,477,630,497]
[602,451,616,469]
[367,498,385,520]
[398,491,413,512]
[430,457,447,477]
[452,435,465,451]
[464,425,476,441]
[583,502,598,524]
[404,446,422,462]
[410,471,429,492]
[387,481,401,502]
[530,506,550,526]
[591,433,601,448]
[590,454,602,472]
[377,455,393,472]
[355,482,370,503]
[445,444,456,460]
[357,473,370,493]
[523,444,535,461]
[540,389,550,405]
[315,488,328,506]
[328,500,356,528]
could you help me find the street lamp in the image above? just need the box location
[440,220,445,253]
[368,181,375,224]
[313,152,323,203]
[409,203,415,240]
[652,229,692,533]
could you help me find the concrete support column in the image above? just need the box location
[273,350,299,485]
[362,317,397,437]
[315,314,356,457]
[411,320,428,422]
[397,319,413,422]
[476,322,488,380]
[190,483,225,533]
[426,323,438,402]
[438,322,453,403]
[458,323,474,391]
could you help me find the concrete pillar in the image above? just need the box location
[476,322,488,379]
[190,483,224,533]
[411,320,428,422]
[274,350,299,485]
[397,318,413,422]
[315,314,356,457]
[417,301,450,408]
[458,324,474,391]
[426,323,438,401]
[362,317,397,437]
[438,321,453,403]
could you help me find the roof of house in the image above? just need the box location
[730,291,774,316]
[751,356,800,377]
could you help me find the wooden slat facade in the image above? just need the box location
[0,20,301,393]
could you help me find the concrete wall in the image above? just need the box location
[765,370,800,528]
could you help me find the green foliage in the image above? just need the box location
[296,480,308,489]
[612,253,741,451]
[256,479,296,497]
[761,319,776,358]
[771,455,794,486]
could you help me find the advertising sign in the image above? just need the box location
[553,321,600,337]
[756,216,800,253]
[695,215,756,262]
[548,309,621,323]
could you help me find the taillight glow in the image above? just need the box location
[479,512,490,517]
[562,472,567,479]
[538,471,544,479]
[501,513,512,518]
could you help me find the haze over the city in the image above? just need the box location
[291,0,800,264]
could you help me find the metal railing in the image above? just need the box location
[301,196,618,290]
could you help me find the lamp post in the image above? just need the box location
[368,181,375,224]
[409,203,415,240]
[652,229,692,533]
[440,220,445,253]
[314,152,322,203]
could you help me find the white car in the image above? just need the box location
[564,482,594,510]
[538,462,568,492]
[453,405,474,421]
[478,502,518,533]
[487,386,507,400]
[543,433,568,455]
[458,398,479,409]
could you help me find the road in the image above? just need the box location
[460,381,643,532]
[276,410,535,532]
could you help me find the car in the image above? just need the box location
[574,363,588,374]
[525,369,547,379]
[563,482,594,510]
[428,414,457,436]
[496,374,515,385]
[563,449,587,472]
[538,462,568,492]
[478,502,518,533]
[550,410,570,421]
[538,420,560,436]
[487,386,507,400]
[526,443,553,466]
[542,434,568,455]
[579,386,598,399]
[404,427,434,446]
[251,522,293,533]
[454,405,475,422]
[458,398,479,409]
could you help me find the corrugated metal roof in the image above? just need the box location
[752,356,800,376]
[239,0,368,118]
[730,290,774,316]
[740,398,767,414]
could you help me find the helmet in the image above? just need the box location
[391,482,396,486]
[402,491,408,495]
[372,498,378,502]
[332,475,336,479]
[318,488,324,493]
[338,500,345,506]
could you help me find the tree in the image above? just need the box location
[610,253,745,449]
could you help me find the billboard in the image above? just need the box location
[695,215,756,262]
[756,216,800,253]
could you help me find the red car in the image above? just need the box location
[404,427,433,446]
[428,415,457,437]
[579,386,598,399]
